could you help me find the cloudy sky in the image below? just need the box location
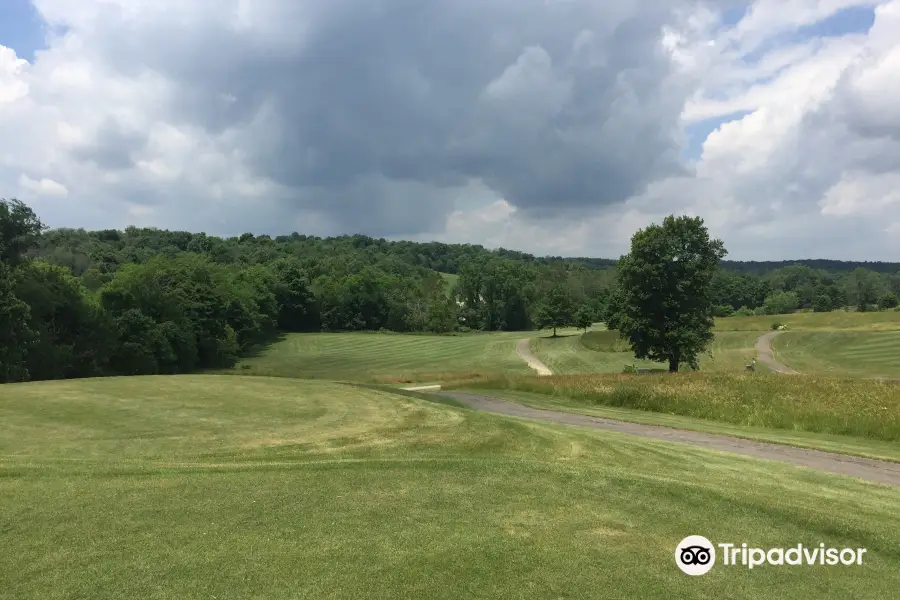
[1,0,899,260]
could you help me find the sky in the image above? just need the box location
[1,1,899,261]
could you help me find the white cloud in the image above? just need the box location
[18,174,69,197]
[819,172,900,216]
[0,46,29,104]
[1,0,900,260]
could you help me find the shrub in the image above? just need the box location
[877,293,899,311]
[713,305,734,317]
[763,291,799,315]
[812,295,833,313]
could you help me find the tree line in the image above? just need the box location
[2,197,899,383]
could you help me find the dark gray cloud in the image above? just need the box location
[70,117,148,171]
[72,0,704,233]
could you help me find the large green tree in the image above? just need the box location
[0,198,45,266]
[534,284,575,337]
[611,215,726,372]
[0,261,32,382]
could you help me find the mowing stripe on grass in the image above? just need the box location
[222,331,533,382]
[773,331,900,379]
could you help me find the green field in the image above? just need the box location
[439,271,460,295]
[226,331,533,383]
[3,376,900,599]
[772,331,900,378]
[715,310,900,331]
[531,329,763,374]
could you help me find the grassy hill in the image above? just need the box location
[439,271,459,295]
[772,331,900,378]
[714,310,900,331]
[3,376,900,599]
[531,329,762,374]
[225,330,534,384]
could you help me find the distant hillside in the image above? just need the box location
[31,227,900,276]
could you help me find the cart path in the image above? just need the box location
[517,338,553,376]
[437,391,900,487]
[755,331,799,374]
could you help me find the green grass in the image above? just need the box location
[531,330,763,375]
[438,271,459,292]
[716,310,900,331]
[532,331,664,374]
[464,389,900,463]
[772,331,900,378]
[3,375,900,599]
[447,372,900,442]
[223,331,533,383]
[580,329,634,352]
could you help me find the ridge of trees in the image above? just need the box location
[2,197,900,384]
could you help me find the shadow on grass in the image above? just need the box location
[239,332,288,359]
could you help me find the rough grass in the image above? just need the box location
[3,375,900,599]
[579,330,633,352]
[772,331,900,379]
[468,389,900,463]
[448,372,900,442]
[715,310,900,331]
[221,331,533,383]
[532,330,763,374]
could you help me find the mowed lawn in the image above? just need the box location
[772,331,900,378]
[438,271,460,295]
[531,329,763,374]
[224,331,533,383]
[715,310,900,331]
[3,376,900,599]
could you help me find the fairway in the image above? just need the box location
[530,330,762,374]
[772,331,900,378]
[226,331,533,383]
[439,271,460,295]
[715,310,900,331]
[3,376,900,599]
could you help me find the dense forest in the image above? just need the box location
[2,198,899,384]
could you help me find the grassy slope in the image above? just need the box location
[438,271,459,295]
[534,311,900,377]
[531,330,763,375]
[715,310,900,331]
[772,331,900,378]
[3,376,900,600]
[224,331,533,383]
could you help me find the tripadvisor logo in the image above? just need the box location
[675,536,867,575]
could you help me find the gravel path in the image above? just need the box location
[754,331,799,374]
[438,391,900,487]
[517,338,553,376]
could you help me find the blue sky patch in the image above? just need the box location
[0,0,47,61]
[682,110,754,161]
[741,4,876,64]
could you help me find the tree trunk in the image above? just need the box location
[552,326,557,337]
[668,357,679,373]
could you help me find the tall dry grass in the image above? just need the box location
[450,373,900,442]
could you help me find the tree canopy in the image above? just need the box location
[2,197,900,384]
